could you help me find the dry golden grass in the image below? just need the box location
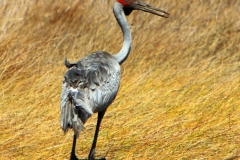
[0,0,240,159]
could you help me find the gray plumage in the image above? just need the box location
[60,1,169,159]
[60,51,120,136]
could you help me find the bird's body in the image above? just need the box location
[60,0,169,159]
[61,51,120,135]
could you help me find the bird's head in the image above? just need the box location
[116,0,169,17]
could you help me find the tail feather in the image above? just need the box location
[60,100,73,132]
[72,113,84,137]
[60,83,88,136]
[61,99,85,135]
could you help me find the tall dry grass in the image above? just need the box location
[0,0,239,159]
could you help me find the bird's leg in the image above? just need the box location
[70,134,79,160]
[88,110,106,160]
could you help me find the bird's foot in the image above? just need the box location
[88,149,106,160]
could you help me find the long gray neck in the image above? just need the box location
[113,2,132,65]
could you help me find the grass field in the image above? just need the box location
[0,0,240,159]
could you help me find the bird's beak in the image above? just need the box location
[129,0,170,18]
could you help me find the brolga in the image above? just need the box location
[60,0,169,159]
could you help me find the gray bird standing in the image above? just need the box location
[60,0,169,159]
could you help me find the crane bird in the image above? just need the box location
[60,0,169,159]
